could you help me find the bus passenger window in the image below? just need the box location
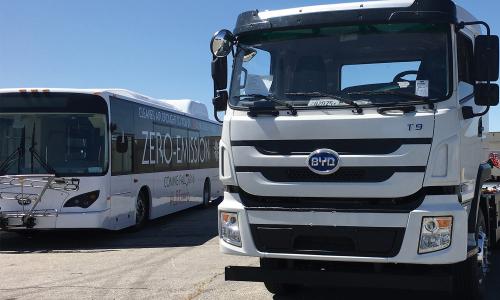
[112,134,133,174]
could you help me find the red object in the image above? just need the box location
[489,153,500,168]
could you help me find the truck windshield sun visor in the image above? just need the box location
[233,0,457,35]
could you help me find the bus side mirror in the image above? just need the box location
[475,83,499,106]
[475,35,499,82]
[116,135,129,153]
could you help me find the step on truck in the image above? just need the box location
[209,0,500,298]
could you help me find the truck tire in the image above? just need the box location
[260,258,300,295]
[452,209,488,300]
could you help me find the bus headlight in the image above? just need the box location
[418,216,453,254]
[220,211,241,247]
[64,191,100,208]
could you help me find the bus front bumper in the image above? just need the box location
[0,208,111,230]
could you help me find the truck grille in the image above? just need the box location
[250,224,405,257]
[232,138,432,155]
[229,186,457,212]
[235,166,425,183]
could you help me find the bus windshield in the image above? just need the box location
[0,93,108,176]
[230,23,451,109]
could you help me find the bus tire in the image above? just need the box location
[134,190,149,229]
[452,209,488,300]
[260,258,300,295]
[202,179,211,207]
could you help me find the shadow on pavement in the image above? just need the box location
[273,288,445,300]
[272,247,500,300]
[0,202,219,253]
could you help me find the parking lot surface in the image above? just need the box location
[1,204,499,300]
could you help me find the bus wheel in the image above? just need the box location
[452,209,488,300]
[135,192,148,228]
[202,179,211,207]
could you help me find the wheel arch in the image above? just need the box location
[468,163,492,234]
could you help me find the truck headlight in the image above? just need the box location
[220,211,241,247]
[418,216,453,254]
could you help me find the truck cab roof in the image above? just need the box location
[234,0,479,35]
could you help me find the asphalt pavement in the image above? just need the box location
[0,204,499,300]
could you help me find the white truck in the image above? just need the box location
[209,0,500,298]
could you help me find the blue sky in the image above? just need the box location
[0,0,499,129]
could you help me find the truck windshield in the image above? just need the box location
[0,93,109,176]
[230,23,451,109]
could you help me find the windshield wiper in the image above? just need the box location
[0,127,26,176]
[236,94,297,116]
[285,92,363,114]
[29,122,57,175]
[347,90,435,109]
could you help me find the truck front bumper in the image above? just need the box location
[218,191,468,265]
[225,265,453,292]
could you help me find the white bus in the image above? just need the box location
[0,88,222,230]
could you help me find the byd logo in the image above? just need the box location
[307,149,341,175]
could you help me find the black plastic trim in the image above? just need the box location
[468,163,492,233]
[235,186,458,212]
[0,93,108,114]
[225,266,453,292]
[250,224,405,257]
[234,0,457,35]
[231,138,432,155]
[235,166,425,183]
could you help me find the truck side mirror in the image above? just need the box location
[474,35,499,82]
[210,29,234,122]
[211,30,234,58]
[211,57,228,91]
[213,91,228,112]
[475,83,499,106]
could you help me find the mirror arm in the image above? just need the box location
[214,110,223,123]
[463,105,490,119]
[457,21,491,36]
[473,105,490,118]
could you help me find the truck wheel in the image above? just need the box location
[260,258,300,295]
[452,209,488,300]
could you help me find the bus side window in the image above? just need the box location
[112,134,133,174]
[110,96,135,175]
